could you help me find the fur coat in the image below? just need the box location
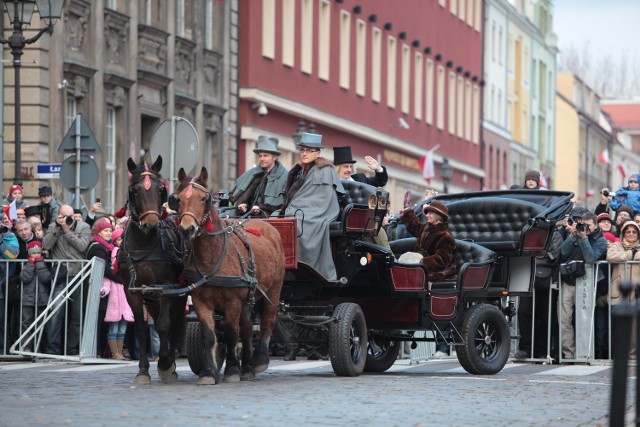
[401,209,457,281]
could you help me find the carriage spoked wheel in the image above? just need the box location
[328,303,368,377]
[456,303,510,375]
[186,321,226,376]
[364,334,400,373]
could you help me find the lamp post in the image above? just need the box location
[0,0,65,182]
[440,157,454,194]
[291,119,316,146]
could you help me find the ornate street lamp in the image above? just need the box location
[439,157,454,194]
[1,0,65,182]
[291,120,316,147]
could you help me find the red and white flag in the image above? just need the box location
[539,172,548,189]
[418,150,435,183]
[618,163,626,179]
[599,148,610,164]
[2,200,17,221]
[586,189,595,198]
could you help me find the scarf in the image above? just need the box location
[93,234,115,253]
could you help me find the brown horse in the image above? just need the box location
[173,166,285,385]
[117,156,185,384]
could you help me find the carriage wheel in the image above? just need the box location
[364,335,400,373]
[456,303,510,375]
[328,303,367,377]
[186,321,225,376]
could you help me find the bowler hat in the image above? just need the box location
[298,132,324,149]
[253,135,281,155]
[333,146,356,165]
[422,201,449,221]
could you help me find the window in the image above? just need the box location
[414,53,423,120]
[355,19,366,96]
[371,28,382,102]
[450,0,457,15]
[105,107,117,213]
[141,0,162,28]
[262,0,275,59]
[491,22,496,62]
[459,0,465,22]
[205,0,214,50]
[318,0,330,80]
[387,36,397,109]
[448,71,456,135]
[425,59,434,125]
[301,0,313,74]
[106,0,117,10]
[466,0,474,26]
[474,0,482,31]
[339,11,351,89]
[282,0,295,67]
[177,0,185,37]
[472,85,480,144]
[497,89,502,126]
[457,76,464,138]
[401,45,410,114]
[436,65,445,130]
[498,27,503,65]
[465,81,472,140]
[66,97,77,131]
[488,84,494,121]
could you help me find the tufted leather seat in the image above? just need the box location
[330,180,385,237]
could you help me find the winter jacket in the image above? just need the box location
[606,241,640,304]
[0,231,19,298]
[43,219,91,276]
[19,260,52,306]
[560,227,607,285]
[610,187,640,214]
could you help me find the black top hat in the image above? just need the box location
[333,146,356,165]
[253,135,281,155]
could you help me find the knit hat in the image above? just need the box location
[112,228,124,241]
[9,184,22,195]
[629,174,640,184]
[38,186,52,197]
[597,213,612,223]
[617,205,635,219]
[422,201,449,221]
[524,170,540,185]
[621,221,640,238]
[94,219,112,234]
[27,240,42,255]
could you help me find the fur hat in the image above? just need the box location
[422,201,449,221]
[38,186,52,197]
[629,174,640,184]
[112,228,124,241]
[94,219,112,234]
[524,170,540,185]
[597,213,612,223]
[27,240,42,255]
[9,184,22,195]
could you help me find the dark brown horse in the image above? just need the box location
[117,156,185,384]
[173,166,285,385]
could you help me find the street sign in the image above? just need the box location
[57,113,102,154]
[59,154,100,193]
[36,163,62,179]
[150,116,199,184]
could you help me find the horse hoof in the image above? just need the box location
[158,362,178,383]
[134,374,151,385]
[240,372,255,381]
[253,363,268,373]
[222,374,240,383]
[196,376,217,386]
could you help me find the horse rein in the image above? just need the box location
[128,171,167,224]
[178,179,214,235]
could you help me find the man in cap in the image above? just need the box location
[230,135,289,216]
[276,132,346,282]
[332,146,388,187]
[36,185,61,230]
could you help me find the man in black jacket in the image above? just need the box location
[333,146,388,187]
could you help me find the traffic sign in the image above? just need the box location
[36,163,62,179]
[58,114,102,154]
[150,116,199,181]
[59,154,100,193]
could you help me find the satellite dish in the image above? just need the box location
[150,116,200,186]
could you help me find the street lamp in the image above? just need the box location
[439,157,454,194]
[291,119,316,147]
[0,0,65,182]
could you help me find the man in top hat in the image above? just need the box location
[276,132,346,281]
[230,135,289,216]
[333,146,388,187]
[36,185,61,230]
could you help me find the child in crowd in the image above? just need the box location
[6,184,27,209]
[19,241,51,353]
[610,174,640,214]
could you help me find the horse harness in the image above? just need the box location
[127,169,168,225]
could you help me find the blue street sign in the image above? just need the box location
[36,163,62,179]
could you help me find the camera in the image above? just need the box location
[576,222,586,232]
[0,225,8,234]
[567,217,574,226]
[65,216,74,226]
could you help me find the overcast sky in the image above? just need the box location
[554,0,640,59]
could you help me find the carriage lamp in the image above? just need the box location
[0,0,65,182]
[439,157,454,194]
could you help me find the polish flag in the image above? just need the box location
[2,199,17,220]
[599,149,610,164]
[539,173,548,189]
[586,189,595,198]
[418,151,435,183]
[618,163,626,179]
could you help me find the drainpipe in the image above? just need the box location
[0,15,4,194]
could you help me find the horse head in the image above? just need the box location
[126,155,168,233]
[174,166,217,242]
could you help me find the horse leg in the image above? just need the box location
[221,302,244,383]
[253,287,280,372]
[130,297,151,385]
[239,306,255,381]
[155,300,178,383]
[194,302,221,385]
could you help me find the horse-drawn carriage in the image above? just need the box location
[121,156,574,384]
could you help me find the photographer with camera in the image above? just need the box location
[42,205,90,355]
[558,210,607,361]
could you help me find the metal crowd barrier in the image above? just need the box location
[514,259,634,365]
[1,257,105,362]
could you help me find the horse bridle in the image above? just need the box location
[177,179,214,235]
[128,170,168,223]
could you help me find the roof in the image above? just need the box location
[601,103,640,130]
